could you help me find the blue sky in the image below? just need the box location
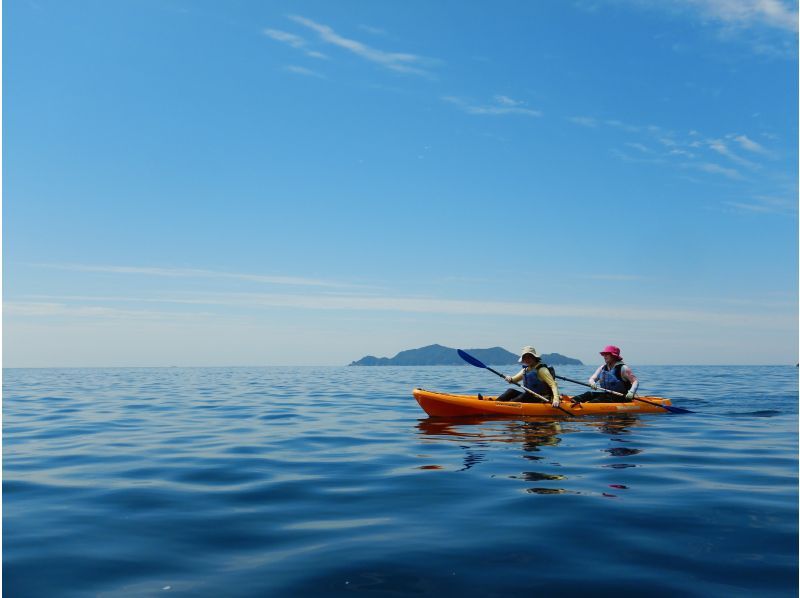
[4,0,798,367]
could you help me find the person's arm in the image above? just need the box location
[588,365,603,389]
[621,365,639,396]
[505,369,524,383]
[537,367,561,406]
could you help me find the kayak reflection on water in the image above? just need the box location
[415,415,646,495]
[585,413,644,436]
[416,418,568,470]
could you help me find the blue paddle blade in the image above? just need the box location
[457,349,487,369]
[634,397,693,414]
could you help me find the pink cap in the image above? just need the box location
[599,345,622,359]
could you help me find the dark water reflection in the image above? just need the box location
[416,414,651,497]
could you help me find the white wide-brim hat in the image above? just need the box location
[518,345,541,362]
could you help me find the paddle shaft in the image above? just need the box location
[476,361,576,416]
[554,374,692,414]
[456,349,577,415]
[482,364,549,402]
[555,374,626,397]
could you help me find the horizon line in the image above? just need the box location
[4,363,796,369]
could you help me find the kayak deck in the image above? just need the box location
[413,388,674,417]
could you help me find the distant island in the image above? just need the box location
[348,344,582,366]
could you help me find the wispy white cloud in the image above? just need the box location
[694,162,744,179]
[264,28,305,48]
[577,0,796,57]
[708,139,758,167]
[584,274,647,281]
[33,264,352,288]
[263,28,328,59]
[358,24,387,36]
[605,119,642,133]
[657,136,679,147]
[610,149,667,164]
[618,0,798,34]
[687,0,798,33]
[568,116,599,127]
[288,15,437,76]
[569,116,643,132]
[284,65,326,78]
[625,142,651,153]
[494,95,524,107]
[9,291,788,328]
[730,133,769,153]
[569,113,777,180]
[723,194,797,213]
[669,148,697,158]
[4,301,214,321]
[443,96,542,116]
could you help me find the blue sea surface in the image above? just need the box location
[4,365,798,597]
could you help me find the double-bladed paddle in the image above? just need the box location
[457,349,575,416]
[554,374,693,414]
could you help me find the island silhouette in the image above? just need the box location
[348,344,582,366]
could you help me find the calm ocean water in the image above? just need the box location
[4,365,798,597]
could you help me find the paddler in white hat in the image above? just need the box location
[495,346,561,407]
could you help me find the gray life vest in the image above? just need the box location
[597,363,632,393]
[522,363,555,398]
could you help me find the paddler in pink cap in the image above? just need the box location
[570,345,639,404]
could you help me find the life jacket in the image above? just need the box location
[597,362,632,393]
[523,363,555,398]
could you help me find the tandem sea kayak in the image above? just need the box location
[413,388,675,417]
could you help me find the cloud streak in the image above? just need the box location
[616,0,799,35]
[708,139,758,167]
[723,195,797,214]
[568,116,599,127]
[4,301,216,321]
[568,114,779,181]
[33,264,352,288]
[283,65,325,78]
[584,274,647,281]
[263,28,328,59]
[443,96,542,116]
[694,162,744,179]
[9,291,789,329]
[288,15,436,75]
[730,133,769,154]
[688,0,798,33]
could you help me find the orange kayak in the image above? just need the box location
[413,388,675,417]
